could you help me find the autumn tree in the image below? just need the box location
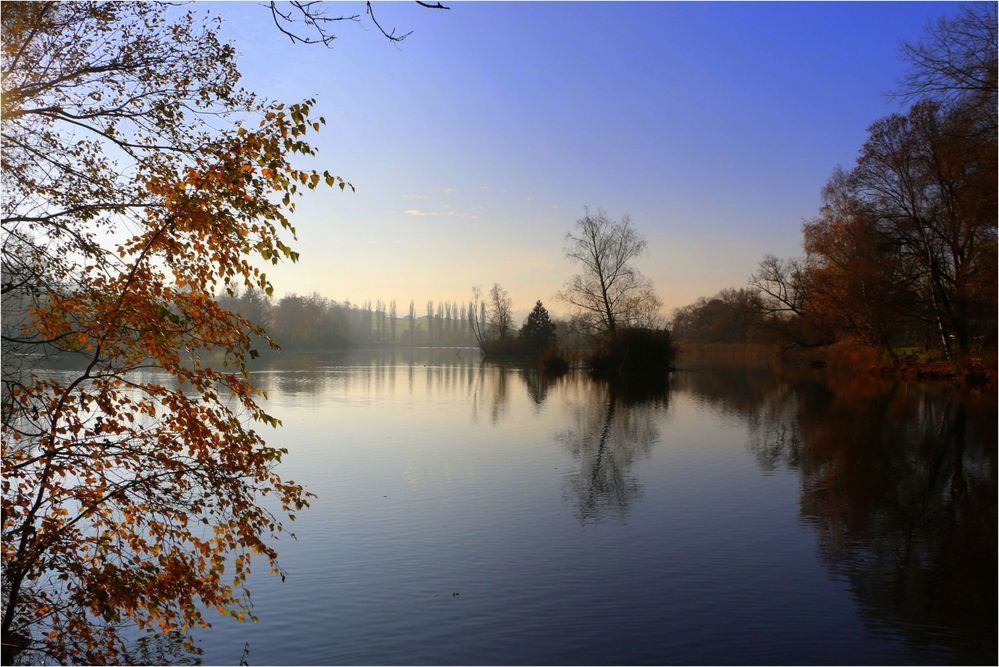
[559,209,662,333]
[847,99,996,370]
[762,3,997,369]
[670,288,766,345]
[801,170,920,363]
[1,3,350,662]
[748,255,834,349]
[836,2,998,370]
[218,288,272,329]
[269,293,348,350]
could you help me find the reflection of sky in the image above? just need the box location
[183,360,995,665]
[200,1,958,315]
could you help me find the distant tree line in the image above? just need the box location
[672,5,996,378]
[217,290,492,350]
[221,204,676,380]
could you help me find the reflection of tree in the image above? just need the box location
[257,368,329,396]
[673,368,806,472]
[792,387,996,665]
[688,371,997,664]
[488,366,509,424]
[558,379,669,523]
[521,369,570,407]
[469,365,512,425]
[122,631,203,666]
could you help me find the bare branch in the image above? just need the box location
[366,1,413,43]
[265,1,448,47]
[267,1,361,46]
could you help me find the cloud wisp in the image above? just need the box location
[404,207,480,220]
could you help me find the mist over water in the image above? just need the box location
[169,351,994,665]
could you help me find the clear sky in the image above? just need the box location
[209,1,965,318]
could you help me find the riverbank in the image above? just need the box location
[676,342,997,388]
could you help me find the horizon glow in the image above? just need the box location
[208,1,964,319]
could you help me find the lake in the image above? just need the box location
[183,350,995,665]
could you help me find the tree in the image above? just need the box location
[801,170,919,363]
[389,299,397,344]
[425,300,434,345]
[755,5,997,370]
[267,1,451,47]
[749,255,809,318]
[559,209,662,333]
[488,283,514,341]
[748,255,834,349]
[670,288,766,345]
[1,3,348,662]
[848,100,996,370]
[467,290,487,350]
[269,293,347,350]
[218,288,273,330]
[519,301,558,355]
[897,3,997,123]
[407,300,416,346]
[436,301,444,343]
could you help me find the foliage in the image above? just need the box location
[706,4,998,378]
[473,297,566,366]
[587,328,675,380]
[267,293,349,350]
[844,98,996,370]
[519,301,557,356]
[747,255,834,350]
[480,336,527,362]
[539,348,570,376]
[670,288,767,345]
[807,4,996,373]
[801,171,918,364]
[237,293,480,350]
[558,209,661,333]
[735,7,997,376]
[1,3,348,662]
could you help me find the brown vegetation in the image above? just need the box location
[671,5,996,386]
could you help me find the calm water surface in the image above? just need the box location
[186,350,995,665]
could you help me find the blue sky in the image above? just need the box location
[210,1,965,316]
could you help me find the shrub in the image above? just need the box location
[540,347,570,375]
[588,327,675,379]
[481,336,527,361]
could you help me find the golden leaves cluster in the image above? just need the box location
[2,4,341,663]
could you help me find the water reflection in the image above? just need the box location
[522,369,553,406]
[485,364,508,424]
[678,369,997,664]
[148,354,997,664]
[123,631,203,666]
[556,376,670,523]
[250,348,482,398]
